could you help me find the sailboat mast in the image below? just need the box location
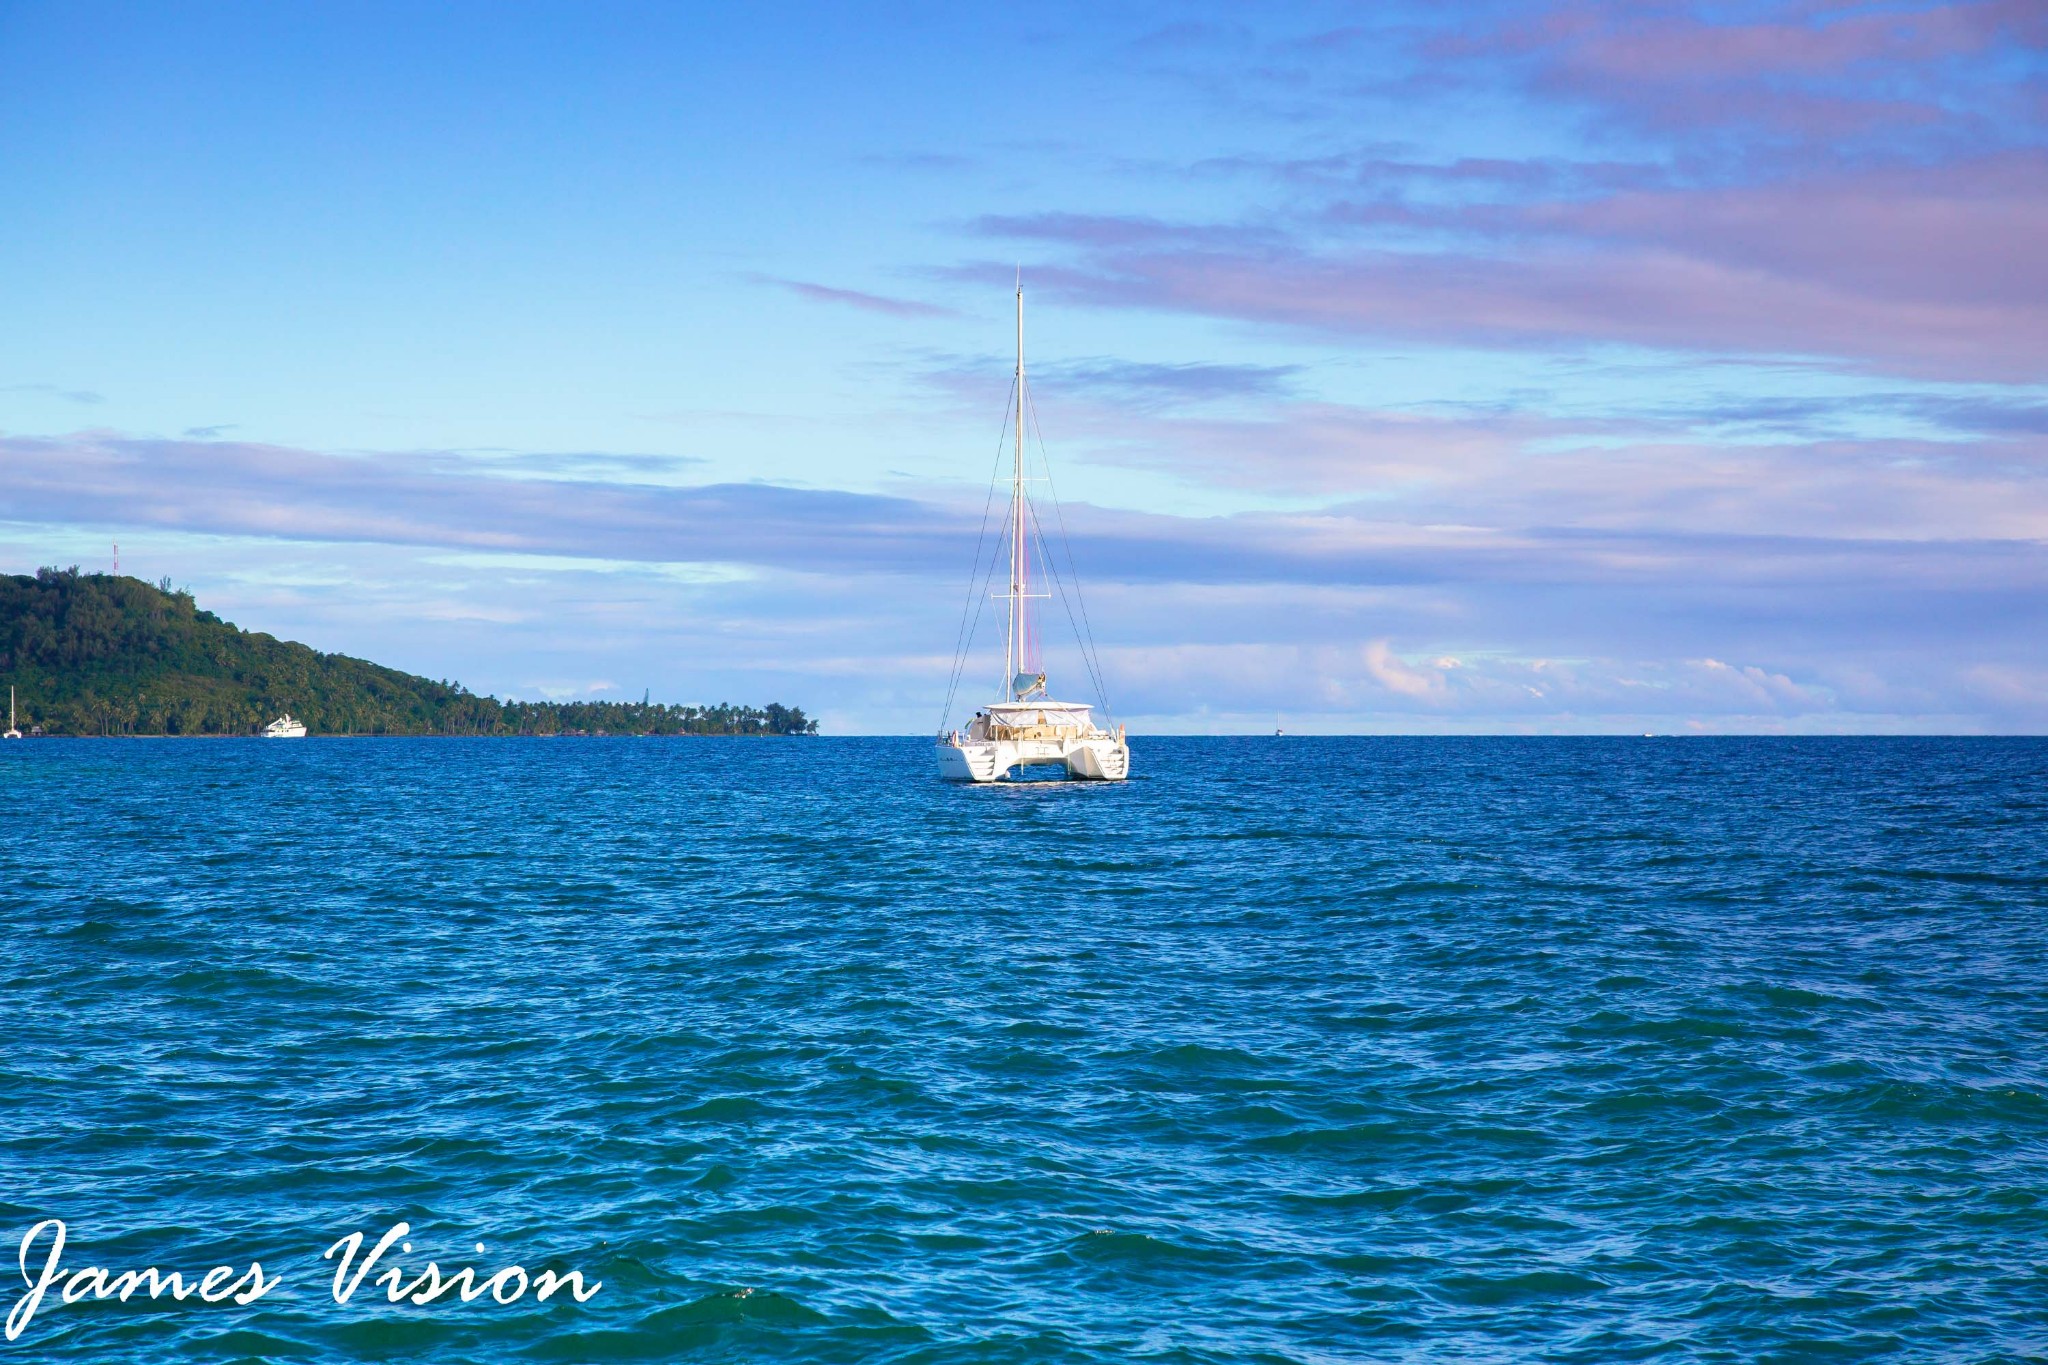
[1006,280,1027,699]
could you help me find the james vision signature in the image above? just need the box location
[7,1219,601,1342]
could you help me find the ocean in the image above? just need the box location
[3,736,2045,1363]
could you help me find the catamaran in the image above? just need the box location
[935,285,1128,784]
[3,687,19,740]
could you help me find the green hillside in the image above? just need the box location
[0,567,818,737]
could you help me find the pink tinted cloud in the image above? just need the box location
[0,433,961,575]
[10,428,2048,728]
[1021,235,2042,380]
[1314,151,2046,285]
[1051,395,2048,542]
[1438,0,2046,143]
[1525,0,2034,80]
[1521,153,2048,311]
[13,425,2044,592]
[974,2,2046,381]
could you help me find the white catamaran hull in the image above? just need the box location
[934,734,1129,783]
[936,283,1128,787]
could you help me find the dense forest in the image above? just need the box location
[0,568,818,737]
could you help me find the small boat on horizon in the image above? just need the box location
[935,284,1129,784]
[4,686,20,740]
[262,714,308,739]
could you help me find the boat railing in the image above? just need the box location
[987,721,1090,741]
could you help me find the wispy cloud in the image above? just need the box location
[1432,0,2046,152]
[7,425,2045,595]
[3,382,103,405]
[1098,640,1848,724]
[423,449,707,483]
[913,353,1303,411]
[961,4,2047,383]
[7,425,2045,730]
[857,151,977,172]
[0,433,960,576]
[971,211,1281,251]
[974,201,2044,381]
[532,680,618,699]
[1036,358,1303,403]
[752,275,960,319]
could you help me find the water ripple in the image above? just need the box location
[2,736,2045,1361]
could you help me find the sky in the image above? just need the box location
[1,0,2043,733]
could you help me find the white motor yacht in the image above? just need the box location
[261,713,308,738]
[935,285,1128,784]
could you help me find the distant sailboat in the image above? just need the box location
[3,687,19,740]
[262,713,308,738]
[935,284,1128,783]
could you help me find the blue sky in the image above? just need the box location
[3,1,2044,732]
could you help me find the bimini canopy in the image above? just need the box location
[983,700,1096,730]
[985,699,1094,716]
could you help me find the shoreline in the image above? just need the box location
[0,731,819,741]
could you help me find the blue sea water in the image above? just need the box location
[3,736,2046,1363]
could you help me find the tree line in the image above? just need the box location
[0,569,818,737]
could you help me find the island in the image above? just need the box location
[0,567,818,737]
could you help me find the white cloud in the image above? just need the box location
[1363,639,1448,700]
[5,422,2047,733]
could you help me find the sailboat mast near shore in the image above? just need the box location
[935,283,1129,783]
